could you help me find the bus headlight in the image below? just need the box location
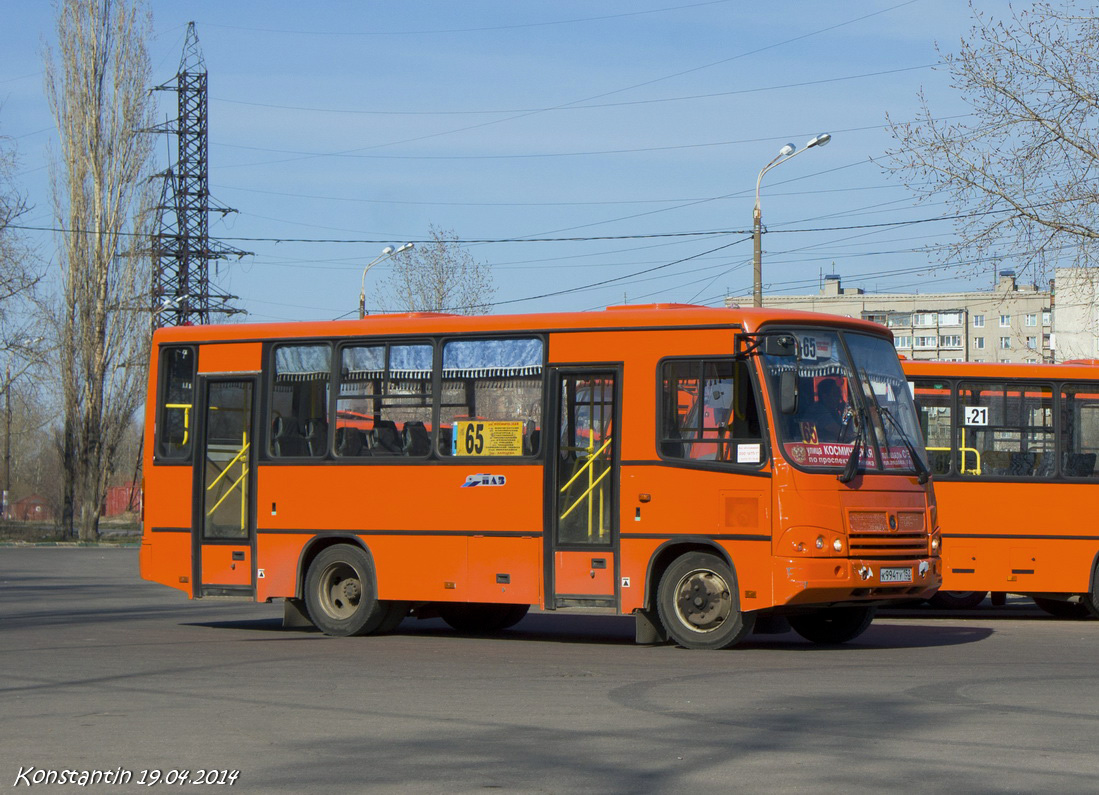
[816,536,825,550]
[833,538,844,553]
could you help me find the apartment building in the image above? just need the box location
[727,271,1056,362]
[1050,267,1099,361]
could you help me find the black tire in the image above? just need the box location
[656,552,754,650]
[438,602,530,633]
[1087,592,1099,620]
[304,544,390,636]
[1033,596,1092,619]
[788,606,875,644]
[928,590,988,610]
[376,601,412,633]
[1085,563,1099,620]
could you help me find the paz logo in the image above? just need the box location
[462,473,507,488]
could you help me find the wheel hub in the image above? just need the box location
[320,562,363,618]
[675,570,732,632]
[341,579,361,602]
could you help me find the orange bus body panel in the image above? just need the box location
[904,359,1099,601]
[141,305,938,633]
[198,342,261,374]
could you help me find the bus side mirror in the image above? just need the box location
[763,335,797,357]
[780,371,798,414]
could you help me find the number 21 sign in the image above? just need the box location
[964,406,988,426]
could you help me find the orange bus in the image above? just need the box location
[140,304,940,649]
[904,359,1099,618]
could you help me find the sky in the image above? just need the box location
[0,0,997,324]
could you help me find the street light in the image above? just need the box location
[752,132,832,307]
[358,243,413,319]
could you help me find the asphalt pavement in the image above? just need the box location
[3,546,1098,793]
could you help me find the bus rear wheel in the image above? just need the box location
[928,591,988,610]
[789,606,875,644]
[656,552,754,650]
[1086,565,1099,620]
[438,603,530,633]
[305,544,393,636]
[1032,596,1091,619]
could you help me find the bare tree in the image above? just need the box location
[44,0,155,541]
[379,225,496,315]
[884,1,1099,278]
[0,126,42,349]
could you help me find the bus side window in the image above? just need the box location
[911,380,952,475]
[1061,385,1099,478]
[270,344,331,458]
[157,346,195,460]
[336,342,434,458]
[958,381,1053,478]
[660,358,763,464]
[438,338,543,458]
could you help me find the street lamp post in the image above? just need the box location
[752,133,832,307]
[358,243,414,319]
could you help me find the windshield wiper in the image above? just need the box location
[878,405,931,485]
[838,403,869,484]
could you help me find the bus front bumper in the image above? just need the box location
[773,556,941,607]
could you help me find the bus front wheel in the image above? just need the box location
[928,591,988,610]
[788,606,875,644]
[305,544,394,636]
[1084,581,1099,620]
[1032,596,1091,619]
[656,552,754,650]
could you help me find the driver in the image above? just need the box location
[808,378,848,443]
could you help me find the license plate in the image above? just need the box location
[880,567,913,583]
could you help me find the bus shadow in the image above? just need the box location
[185,614,994,649]
[747,623,994,650]
[184,618,312,633]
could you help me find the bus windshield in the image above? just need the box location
[762,329,926,473]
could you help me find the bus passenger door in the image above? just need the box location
[193,377,256,598]
[546,369,619,608]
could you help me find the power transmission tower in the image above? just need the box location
[149,22,248,327]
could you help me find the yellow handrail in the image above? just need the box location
[165,403,192,446]
[206,432,250,532]
[926,428,981,474]
[206,468,249,517]
[559,466,612,521]
[559,437,613,493]
[207,438,250,491]
[559,434,613,540]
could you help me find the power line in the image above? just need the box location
[212,64,937,117]
[202,1,736,37]
[0,207,1015,246]
[7,223,749,243]
[218,0,923,170]
[211,179,913,209]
